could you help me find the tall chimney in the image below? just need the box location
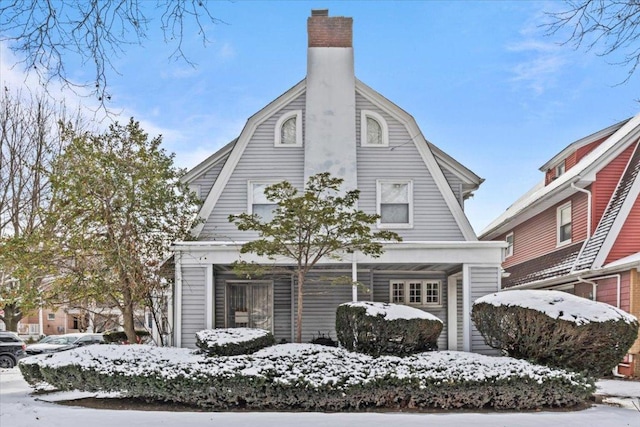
[304,10,357,192]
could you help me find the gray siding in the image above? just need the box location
[180,266,206,348]
[469,266,500,355]
[201,93,306,240]
[441,168,464,207]
[192,151,231,201]
[456,278,464,351]
[371,271,448,350]
[355,92,464,241]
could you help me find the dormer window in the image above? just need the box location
[361,110,388,147]
[556,163,565,177]
[274,110,302,147]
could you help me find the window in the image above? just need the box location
[557,202,572,245]
[274,110,302,146]
[556,163,566,177]
[361,110,389,147]
[226,281,273,332]
[47,313,55,320]
[505,232,514,258]
[377,180,413,228]
[248,182,278,222]
[390,280,441,306]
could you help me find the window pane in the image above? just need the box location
[426,282,439,304]
[280,117,297,144]
[560,223,572,242]
[560,206,571,225]
[391,282,404,303]
[366,116,382,145]
[381,183,408,203]
[380,204,409,223]
[253,204,277,222]
[409,282,422,304]
[252,183,270,204]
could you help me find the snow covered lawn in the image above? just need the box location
[2,367,639,427]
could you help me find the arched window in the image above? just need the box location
[361,110,389,147]
[274,110,302,146]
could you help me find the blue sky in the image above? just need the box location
[2,1,640,233]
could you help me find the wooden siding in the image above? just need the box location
[593,143,636,232]
[180,266,207,348]
[501,192,588,269]
[191,151,231,200]
[355,92,464,241]
[596,272,631,312]
[469,266,500,355]
[606,194,640,264]
[200,92,306,240]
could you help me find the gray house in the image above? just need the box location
[170,10,504,352]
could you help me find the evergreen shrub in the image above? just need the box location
[195,328,275,356]
[472,290,639,376]
[336,301,443,356]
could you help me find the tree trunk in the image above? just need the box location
[121,286,138,344]
[296,269,304,343]
[1,303,23,332]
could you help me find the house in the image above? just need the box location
[170,10,504,351]
[480,115,640,376]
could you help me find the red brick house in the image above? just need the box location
[480,114,640,376]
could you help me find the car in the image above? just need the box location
[25,333,104,356]
[0,331,27,368]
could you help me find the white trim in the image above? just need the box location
[190,80,306,238]
[376,179,414,229]
[354,81,479,241]
[205,264,213,329]
[462,264,471,352]
[360,110,389,147]
[274,110,303,147]
[556,202,572,247]
[447,274,458,351]
[181,140,236,184]
[505,232,514,258]
[247,180,279,216]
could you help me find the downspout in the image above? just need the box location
[571,183,592,238]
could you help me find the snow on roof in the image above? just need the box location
[195,328,271,346]
[341,301,442,322]
[474,290,637,325]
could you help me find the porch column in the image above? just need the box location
[174,251,182,347]
[447,274,458,351]
[205,264,214,329]
[462,264,471,352]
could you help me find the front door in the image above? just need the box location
[226,281,273,332]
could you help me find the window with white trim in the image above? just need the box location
[47,313,55,320]
[557,202,572,245]
[274,110,302,146]
[248,181,278,222]
[377,180,413,228]
[556,162,566,177]
[390,280,441,306]
[361,110,389,147]
[505,232,514,258]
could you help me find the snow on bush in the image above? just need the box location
[195,328,275,356]
[336,301,443,356]
[472,290,639,376]
[20,343,594,410]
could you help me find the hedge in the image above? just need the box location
[195,328,275,356]
[19,343,594,410]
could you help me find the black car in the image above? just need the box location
[0,331,27,368]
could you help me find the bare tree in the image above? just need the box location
[0,1,223,108]
[546,0,640,81]
[0,87,85,331]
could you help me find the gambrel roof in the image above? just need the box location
[185,79,484,241]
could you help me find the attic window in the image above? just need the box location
[377,180,413,228]
[274,110,302,147]
[361,110,388,147]
[556,163,566,177]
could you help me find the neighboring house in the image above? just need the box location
[480,115,640,376]
[171,10,504,351]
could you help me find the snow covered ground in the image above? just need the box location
[2,367,639,427]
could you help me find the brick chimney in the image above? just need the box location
[304,9,357,192]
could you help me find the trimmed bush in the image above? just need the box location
[336,301,443,356]
[472,290,639,376]
[103,330,151,344]
[195,328,275,356]
[19,343,594,410]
